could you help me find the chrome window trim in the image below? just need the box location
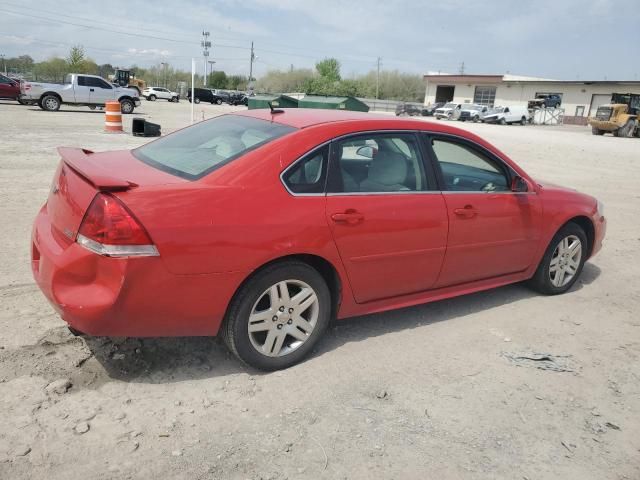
[280,129,537,197]
[280,140,332,197]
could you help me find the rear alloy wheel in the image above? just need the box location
[120,99,134,114]
[223,261,331,370]
[194,97,201,104]
[528,223,587,295]
[41,94,61,112]
[148,94,156,101]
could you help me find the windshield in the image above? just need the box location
[133,115,296,180]
[465,105,482,111]
[485,107,504,114]
[442,103,457,109]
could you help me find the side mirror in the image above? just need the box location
[511,176,529,193]
[356,145,375,159]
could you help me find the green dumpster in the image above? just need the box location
[298,95,369,112]
[248,94,299,110]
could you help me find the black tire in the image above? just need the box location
[541,102,547,109]
[41,94,61,112]
[619,120,635,138]
[591,127,604,135]
[216,98,222,105]
[527,222,588,295]
[520,116,526,125]
[499,117,506,125]
[194,97,200,104]
[148,95,156,101]
[171,96,178,103]
[222,261,331,371]
[119,99,134,114]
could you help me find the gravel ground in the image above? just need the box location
[0,99,638,480]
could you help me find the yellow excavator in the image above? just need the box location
[109,69,146,96]
[588,93,640,137]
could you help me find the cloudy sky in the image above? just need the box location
[1,0,638,80]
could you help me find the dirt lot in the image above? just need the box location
[0,99,638,480]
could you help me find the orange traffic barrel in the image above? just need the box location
[104,101,123,133]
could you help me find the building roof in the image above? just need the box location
[423,73,640,85]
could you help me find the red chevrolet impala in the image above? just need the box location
[31,109,606,370]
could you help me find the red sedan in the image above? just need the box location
[31,109,606,370]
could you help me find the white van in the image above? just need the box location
[482,105,530,125]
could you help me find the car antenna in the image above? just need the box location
[268,102,284,114]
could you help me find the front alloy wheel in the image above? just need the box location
[223,261,331,370]
[528,223,587,295]
[549,235,582,288]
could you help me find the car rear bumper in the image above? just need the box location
[31,204,245,337]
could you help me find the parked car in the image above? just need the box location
[421,102,445,116]
[434,102,462,120]
[143,86,179,102]
[20,74,140,113]
[458,104,488,122]
[528,94,562,109]
[482,105,530,125]
[31,109,606,370]
[395,103,426,116]
[228,92,248,106]
[0,74,23,103]
[187,88,224,105]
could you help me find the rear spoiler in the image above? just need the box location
[57,147,138,191]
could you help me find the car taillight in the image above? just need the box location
[77,193,159,257]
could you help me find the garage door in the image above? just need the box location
[588,94,611,117]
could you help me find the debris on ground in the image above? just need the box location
[45,378,72,395]
[501,351,576,372]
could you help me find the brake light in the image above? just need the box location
[77,193,159,257]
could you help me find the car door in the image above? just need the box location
[425,135,542,288]
[0,75,16,98]
[87,77,115,105]
[73,75,92,103]
[325,132,448,303]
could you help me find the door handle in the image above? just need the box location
[453,205,478,218]
[90,88,94,92]
[331,210,364,225]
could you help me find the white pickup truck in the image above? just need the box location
[20,73,141,113]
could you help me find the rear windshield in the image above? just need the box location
[133,115,295,180]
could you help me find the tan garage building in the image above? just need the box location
[423,73,640,124]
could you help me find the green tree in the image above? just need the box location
[227,74,248,91]
[67,45,86,71]
[315,58,341,81]
[208,71,228,88]
[33,57,69,83]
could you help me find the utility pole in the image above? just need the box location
[459,61,465,75]
[201,30,211,86]
[376,57,382,100]
[248,41,255,92]
[1,54,6,75]
[160,62,168,88]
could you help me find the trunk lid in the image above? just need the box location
[47,147,186,245]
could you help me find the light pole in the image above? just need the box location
[248,42,256,92]
[1,54,6,75]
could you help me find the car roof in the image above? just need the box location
[232,108,491,139]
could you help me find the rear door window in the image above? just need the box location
[133,115,296,180]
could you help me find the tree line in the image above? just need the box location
[3,47,425,102]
